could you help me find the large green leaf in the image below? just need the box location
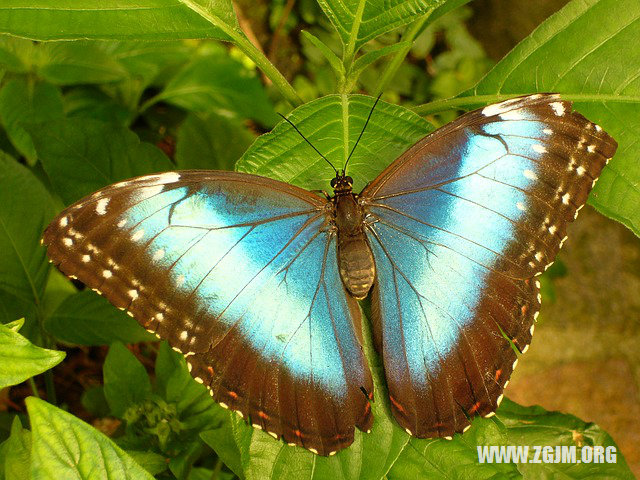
[237,94,432,191]
[387,399,634,478]
[26,397,154,480]
[0,321,64,390]
[0,0,238,42]
[317,0,445,52]
[152,45,278,126]
[45,291,156,346]
[0,79,64,163]
[27,118,173,205]
[103,342,153,418]
[176,112,254,170]
[0,153,53,307]
[2,417,31,480]
[464,0,640,237]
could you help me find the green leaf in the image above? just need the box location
[153,46,278,126]
[317,0,445,52]
[466,0,640,237]
[103,342,152,418]
[63,88,132,124]
[0,321,65,390]
[81,386,110,418]
[0,153,53,307]
[237,94,432,192]
[4,318,24,332]
[45,291,156,346]
[176,112,254,171]
[351,41,412,77]
[200,426,243,479]
[388,399,635,478]
[37,42,129,85]
[300,30,345,77]
[26,397,154,480]
[125,451,168,476]
[2,417,31,480]
[499,399,633,478]
[27,118,173,205]
[0,79,64,163]
[0,0,238,42]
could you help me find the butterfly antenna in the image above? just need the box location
[277,113,338,176]
[343,93,382,174]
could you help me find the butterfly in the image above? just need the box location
[43,94,617,456]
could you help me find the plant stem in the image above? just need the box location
[179,0,302,107]
[412,93,640,116]
[28,378,40,399]
[374,10,433,96]
[341,0,367,83]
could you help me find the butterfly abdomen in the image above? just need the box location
[334,193,376,299]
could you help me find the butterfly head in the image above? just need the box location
[330,173,354,194]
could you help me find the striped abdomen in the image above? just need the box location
[334,192,375,299]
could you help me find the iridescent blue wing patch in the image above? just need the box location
[43,170,373,455]
[360,94,617,438]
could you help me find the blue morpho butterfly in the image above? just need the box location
[43,94,617,456]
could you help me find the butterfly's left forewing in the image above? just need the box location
[43,170,373,456]
[361,94,617,438]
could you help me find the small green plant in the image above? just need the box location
[0,0,638,478]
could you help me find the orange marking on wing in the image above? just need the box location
[494,369,503,382]
[294,429,303,438]
[469,402,482,414]
[521,305,528,315]
[228,391,238,400]
[207,366,214,376]
[258,411,270,420]
[389,395,405,413]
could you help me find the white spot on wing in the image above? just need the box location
[59,216,68,227]
[499,110,523,120]
[516,202,526,211]
[482,97,522,116]
[102,270,112,279]
[82,254,90,263]
[117,219,127,228]
[128,289,139,300]
[562,193,571,205]
[523,169,538,180]
[176,275,185,286]
[62,237,73,247]
[587,145,596,153]
[131,229,145,242]
[532,144,547,154]
[180,330,188,341]
[576,166,586,176]
[550,102,565,116]
[96,198,110,215]
[153,249,165,261]
[548,225,557,235]
[543,128,553,135]
[153,172,181,184]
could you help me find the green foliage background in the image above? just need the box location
[0,0,637,478]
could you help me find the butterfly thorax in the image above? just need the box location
[332,176,376,300]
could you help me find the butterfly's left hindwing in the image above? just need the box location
[43,170,373,456]
[361,94,617,438]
